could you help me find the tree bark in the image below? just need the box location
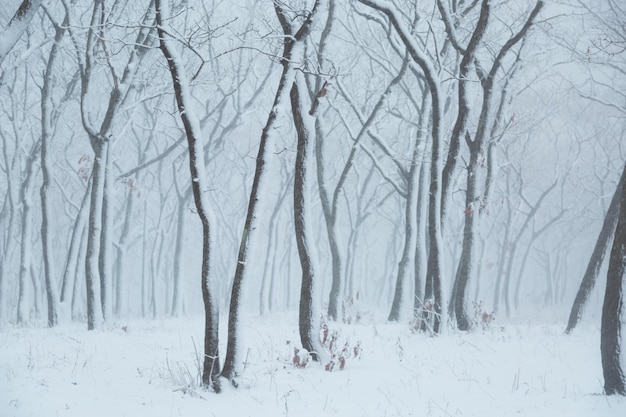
[566,168,625,333]
[155,0,221,391]
[0,0,43,64]
[291,74,324,361]
[440,0,490,223]
[601,164,626,396]
[454,139,481,330]
[452,0,543,330]
[221,0,320,382]
[39,10,69,327]
[85,140,106,330]
[388,97,429,321]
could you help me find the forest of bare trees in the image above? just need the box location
[1,0,624,394]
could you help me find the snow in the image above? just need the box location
[0,0,43,64]
[1,315,624,417]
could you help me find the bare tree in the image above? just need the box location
[38,8,74,327]
[452,1,544,330]
[221,0,321,381]
[155,0,222,391]
[601,164,626,395]
[291,71,326,361]
[0,0,43,65]
[65,0,155,328]
[564,0,626,334]
[357,0,446,333]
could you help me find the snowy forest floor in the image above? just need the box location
[1,312,624,417]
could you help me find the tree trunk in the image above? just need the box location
[60,177,91,304]
[155,0,221,390]
[260,176,291,316]
[71,225,88,320]
[440,0,490,223]
[17,143,40,324]
[39,12,69,327]
[291,75,324,361]
[85,140,106,330]
[113,186,131,317]
[566,168,625,333]
[357,0,447,334]
[413,147,429,316]
[0,0,43,64]
[221,0,320,382]
[601,164,626,395]
[454,144,481,330]
[98,141,113,321]
[494,172,514,313]
[170,192,188,317]
[388,138,422,321]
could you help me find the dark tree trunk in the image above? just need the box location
[566,168,625,333]
[601,164,626,396]
[291,77,321,361]
[440,0,490,222]
[453,144,481,330]
[452,0,543,330]
[155,0,221,391]
[221,0,321,381]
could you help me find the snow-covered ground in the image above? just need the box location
[1,313,624,417]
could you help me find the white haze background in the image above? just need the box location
[1,0,625,415]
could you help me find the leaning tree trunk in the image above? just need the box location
[566,168,625,333]
[0,0,43,64]
[155,0,221,391]
[601,164,626,396]
[221,0,320,382]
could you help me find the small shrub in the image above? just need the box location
[320,320,361,372]
[471,300,495,330]
[410,298,436,335]
[292,347,310,368]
